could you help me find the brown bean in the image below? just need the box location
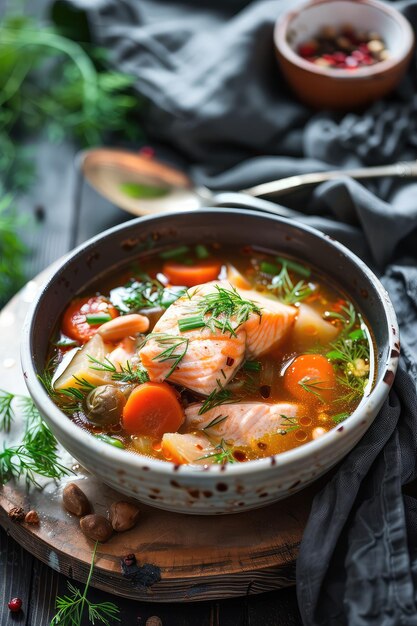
[24,510,40,524]
[62,483,91,517]
[80,514,113,543]
[109,501,140,532]
[8,507,25,521]
[98,314,149,341]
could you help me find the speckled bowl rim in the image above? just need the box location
[21,209,399,478]
[274,0,415,80]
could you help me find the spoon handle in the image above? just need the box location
[242,161,417,198]
[210,192,301,218]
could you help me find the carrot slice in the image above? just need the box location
[284,354,336,404]
[61,296,119,343]
[122,382,184,437]
[163,260,221,287]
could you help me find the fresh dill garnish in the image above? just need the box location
[196,438,236,465]
[182,284,262,337]
[198,384,234,415]
[324,302,356,333]
[325,307,371,405]
[38,366,80,414]
[278,414,300,435]
[87,356,149,384]
[110,276,186,314]
[140,333,189,379]
[0,389,14,432]
[336,372,368,405]
[202,414,228,430]
[298,376,333,403]
[50,541,120,626]
[267,259,313,305]
[0,392,72,487]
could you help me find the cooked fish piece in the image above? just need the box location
[161,432,217,465]
[237,288,297,357]
[139,282,296,395]
[184,401,303,447]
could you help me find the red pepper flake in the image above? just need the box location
[233,450,247,462]
[226,357,235,367]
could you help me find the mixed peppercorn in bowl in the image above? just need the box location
[274,0,414,109]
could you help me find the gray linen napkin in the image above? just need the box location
[53,0,417,623]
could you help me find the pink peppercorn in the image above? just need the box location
[8,598,22,613]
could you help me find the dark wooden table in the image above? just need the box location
[0,134,303,625]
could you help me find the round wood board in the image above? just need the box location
[0,269,324,602]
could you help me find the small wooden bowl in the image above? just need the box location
[274,0,414,110]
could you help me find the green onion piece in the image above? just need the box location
[85,314,112,325]
[348,328,365,341]
[195,244,210,259]
[326,350,345,361]
[332,412,349,424]
[181,258,194,266]
[260,261,280,275]
[178,315,206,332]
[94,434,125,449]
[243,360,262,372]
[159,246,190,260]
[276,257,311,278]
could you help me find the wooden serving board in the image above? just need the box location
[0,270,323,602]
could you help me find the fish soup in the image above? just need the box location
[44,244,374,465]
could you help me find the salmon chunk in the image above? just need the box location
[139,282,296,396]
[184,402,303,447]
[161,432,217,465]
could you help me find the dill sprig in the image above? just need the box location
[0,392,72,487]
[202,414,228,431]
[0,389,14,432]
[198,384,234,415]
[140,333,189,379]
[336,372,368,405]
[267,259,313,305]
[298,376,333,403]
[278,414,300,435]
[181,285,262,337]
[196,438,236,465]
[87,356,149,385]
[324,302,356,334]
[50,541,120,626]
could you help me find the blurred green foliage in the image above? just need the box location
[0,11,143,305]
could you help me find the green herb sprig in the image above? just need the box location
[196,438,236,465]
[198,384,234,415]
[87,356,150,385]
[266,257,313,305]
[140,333,189,379]
[110,276,186,314]
[278,414,300,435]
[50,541,120,626]
[0,391,72,487]
[180,285,262,337]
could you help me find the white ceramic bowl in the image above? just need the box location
[21,209,399,514]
